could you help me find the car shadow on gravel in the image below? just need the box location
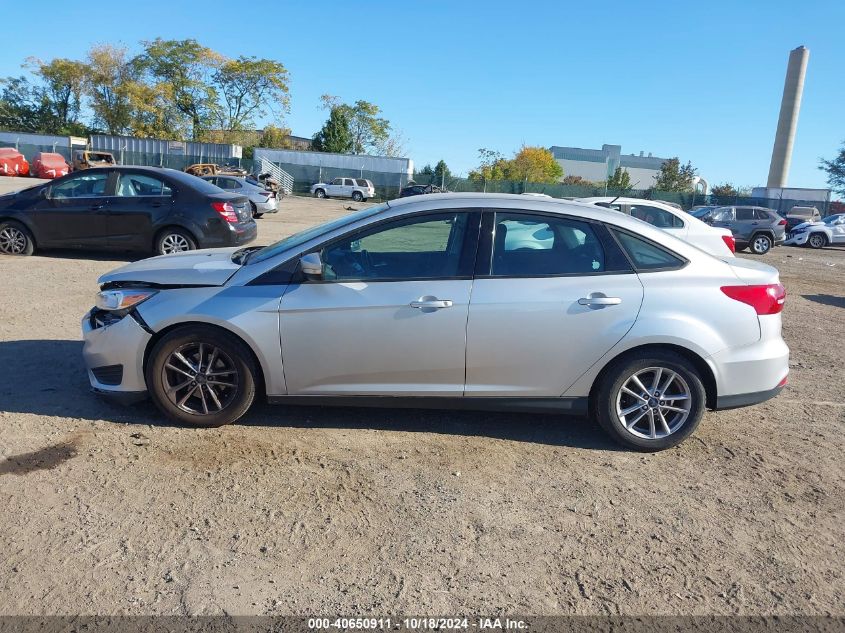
[35,249,143,262]
[803,294,845,309]
[0,339,619,451]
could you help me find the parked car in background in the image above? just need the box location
[31,152,70,179]
[400,183,445,198]
[311,177,375,202]
[0,148,30,177]
[697,206,786,255]
[80,192,788,452]
[185,163,248,178]
[784,213,845,249]
[576,196,736,257]
[689,205,718,217]
[784,206,821,232]
[0,166,256,256]
[201,175,278,218]
[72,150,116,171]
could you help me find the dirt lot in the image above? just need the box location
[0,190,843,616]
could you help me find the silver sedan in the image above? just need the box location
[81,194,789,451]
[201,175,278,218]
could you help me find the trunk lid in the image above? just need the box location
[723,256,781,285]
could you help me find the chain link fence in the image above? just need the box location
[1,138,832,214]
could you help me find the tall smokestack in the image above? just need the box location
[767,46,809,188]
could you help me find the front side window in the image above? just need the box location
[613,230,685,271]
[50,172,109,199]
[490,213,628,277]
[116,173,173,197]
[320,212,470,281]
[628,204,684,229]
[331,178,343,185]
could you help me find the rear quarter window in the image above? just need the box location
[612,229,686,271]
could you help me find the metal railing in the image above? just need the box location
[256,157,294,195]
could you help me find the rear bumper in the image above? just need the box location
[201,220,258,248]
[255,199,278,213]
[715,384,784,410]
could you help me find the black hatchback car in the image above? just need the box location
[0,166,257,256]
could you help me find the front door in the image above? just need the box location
[279,211,480,395]
[32,170,112,247]
[107,171,174,250]
[465,211,643,396]
[326,177,344,197]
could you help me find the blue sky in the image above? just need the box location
[1,0,842,190]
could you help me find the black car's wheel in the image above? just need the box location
[0,221,35,256]
[750,233,773,255]
[155,228,197,255]
[808,233,826,249]
[146,325,257,427]
[314,188,326,199]
[594,350,705,451]
[351,191,363,202]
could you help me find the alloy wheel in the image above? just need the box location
[0,226,27,254]
[162,342,240,415]
[809,234,825,248]
[161,233,191,254]
[615,367,692,439]
[752,236,771,254]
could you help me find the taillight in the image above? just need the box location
[778,219,787,226]
[720,283,786,315]
[211,201,238,223]
[721,235,736,253]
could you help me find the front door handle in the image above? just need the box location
[410,296,453,310]
[90,203,105,211]
[578,295,622,307]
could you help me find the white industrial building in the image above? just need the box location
[549,144,668,188]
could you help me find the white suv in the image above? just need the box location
[311,177,375,202]
[577,197,736,257]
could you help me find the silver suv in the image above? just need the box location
[311,177,375,202]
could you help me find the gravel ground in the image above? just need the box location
[0,190,843,616]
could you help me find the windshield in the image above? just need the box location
[249,203,390,265]
[690,207,715,218]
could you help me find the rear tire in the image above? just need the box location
[594,350,706,451]
[808,233,826,249]
[750,233,773,255]
[155,228,197,256]
[352,191,363,202]
[146,325,257,427]
[0,220,35,256]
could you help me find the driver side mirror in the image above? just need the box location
[299,252,323,280]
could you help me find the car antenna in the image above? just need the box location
[608,181,639,206]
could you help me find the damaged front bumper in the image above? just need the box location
[81,309,152,403]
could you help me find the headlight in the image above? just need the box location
[95,289,158,311]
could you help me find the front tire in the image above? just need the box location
[594,350,706,451]
[808,233,826,249]
[750,234,773,255]
[146,326,257,427]
[155,228,196,256]
[0,220,35,256]
[314,188,326,199]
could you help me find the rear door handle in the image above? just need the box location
[410,297,453,310]
[578,296,622,307]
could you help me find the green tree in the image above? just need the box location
[562,175,592,186]
[343,100,390,154]
[433,159,451,186]
[606,167,632,191]
[503,146,563,183]
[653,157,697,192]
[136,38,222,139]
[27,57,88,134]
[312,106,353,153]
[85,44,136,135]
[468,148,508,182]
[710,182,739,198]
[820,142,845,196]
[0,76,54,132]
[214,56,289,132]
[258,124,292,149]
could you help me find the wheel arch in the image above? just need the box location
[0,215,39,247]
[808,230,830,245]
[588,343,718,411]
[152,224,199,251]
[142,320,267,398]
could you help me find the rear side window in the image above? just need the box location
[490,213,630,277]
[754,209,771,220]
[355,179,368,187]
[344,178,355,186]
[116,173,172,197]
[736,208,755,221]
[628,204,684,229]
[612,230,685,271]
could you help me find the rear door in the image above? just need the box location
[733,207,758,242]
[343,178,356,198]
[31,170,112,247]
[107,172,174,250]
[465,210,642,396]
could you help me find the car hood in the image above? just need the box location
[791,220,824,230]
[98,248,242,287]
